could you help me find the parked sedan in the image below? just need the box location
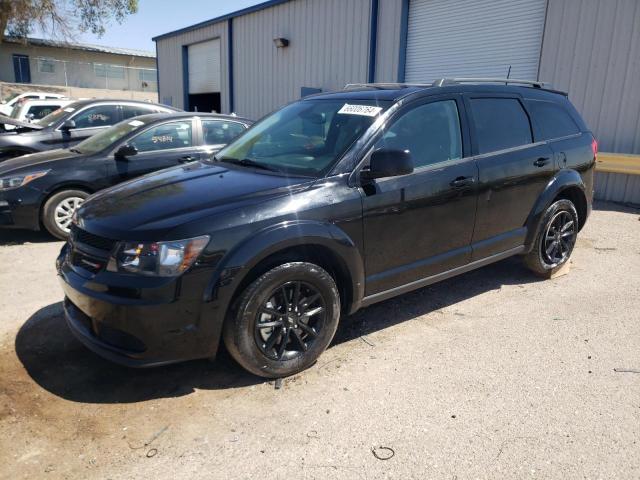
[0,99,179,161]
[0,112,251,239]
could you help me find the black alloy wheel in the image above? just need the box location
[254,281,326,361]
[223,262,341,378]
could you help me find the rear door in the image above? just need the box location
[465,94,555,259]
[361,95,479,295]
[106,119,199,183]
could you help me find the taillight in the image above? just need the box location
[591,138,598,159]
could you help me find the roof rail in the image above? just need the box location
[344,82,433,89]
[433,77,549,88]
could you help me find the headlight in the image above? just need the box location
[107,235,210,277]
[0,170,49,191]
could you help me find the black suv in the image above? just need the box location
[0,99,178,161]
[57,79,596,378]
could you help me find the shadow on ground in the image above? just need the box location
[15,256,540,404]
[0,228,58,246]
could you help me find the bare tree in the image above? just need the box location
[0,0,138,43]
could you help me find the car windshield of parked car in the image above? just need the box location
[73,117,155,155]
[215,99,390,177]
[36,105,73,127]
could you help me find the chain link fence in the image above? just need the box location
[23,57,157,93]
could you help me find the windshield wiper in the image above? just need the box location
[216,156,278,172]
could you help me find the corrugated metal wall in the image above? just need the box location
[375,0,403,82]
[539,0,640,155]
[232,0,372,120]
[156,22,229,112]
[539,0,640,203]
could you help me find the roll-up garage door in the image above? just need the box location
[188,38,221,94]
[405,0,547,82]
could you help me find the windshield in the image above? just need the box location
[215,99,390,177]
[73,117,154,155]
[36,105,74,127]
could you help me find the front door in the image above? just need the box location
[361,96,478,295]
[107,120,200,183]
[50,104,122,149]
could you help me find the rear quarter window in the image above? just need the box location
[469,98,533,154]
[526,101,581,141]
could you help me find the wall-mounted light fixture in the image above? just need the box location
[273,37,290,48]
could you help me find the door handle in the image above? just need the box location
[449,176,475,188]
[179,155,196,163]
[533,157,550,167]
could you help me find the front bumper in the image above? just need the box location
[0,188,43,230]
[57,243,224,367]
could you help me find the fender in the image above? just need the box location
[524,169,586,251]
[204,219,366,316]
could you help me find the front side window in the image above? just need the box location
[129,121,193,152]
[202,120,246,146]
[27,104,60,120]
[527,101,580,141]
[470,98,533,154]
[74,117,156,155]
[376,100,462,168]
[216,99,390,177]
[72,105,119,129]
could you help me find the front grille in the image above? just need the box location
[70,225,117,252]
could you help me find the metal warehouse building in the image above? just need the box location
[154,0,640,199]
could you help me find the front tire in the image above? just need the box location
[223,262,341,378]
[42,189,89,240]
[524,199,579,277]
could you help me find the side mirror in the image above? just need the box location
[61,119,76,131]
[360,149,414,181]
[26,113,35,121]
[114,144,138,159]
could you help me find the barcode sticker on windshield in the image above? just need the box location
[128,120,144,127]
[338,104,383,117]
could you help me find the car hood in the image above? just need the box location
[77,161,314,240]
[0,114,43,130]
[0,148,81,175]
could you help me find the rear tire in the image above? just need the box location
[524,199,579,278]
[42,189,89,240]
[223,262,340,378]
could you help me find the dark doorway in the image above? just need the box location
[13,54,31,83]
[188,93,221,113]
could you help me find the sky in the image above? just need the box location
[51,0,265,53]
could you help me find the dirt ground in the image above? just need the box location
[0,202,639,480]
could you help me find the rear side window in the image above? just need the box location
[470,98,532,154]
[121,105,159,120]
[202,120,246,145]
[527,101,580,140]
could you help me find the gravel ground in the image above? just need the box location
[0,202,639,480]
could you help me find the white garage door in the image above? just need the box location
[188,39,221,94]
[405,0,547,82]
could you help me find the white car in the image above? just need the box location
[9,98,73,123]
[0,92,66,116]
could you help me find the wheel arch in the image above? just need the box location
[206,221,365,324]
[524,169,588,251]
